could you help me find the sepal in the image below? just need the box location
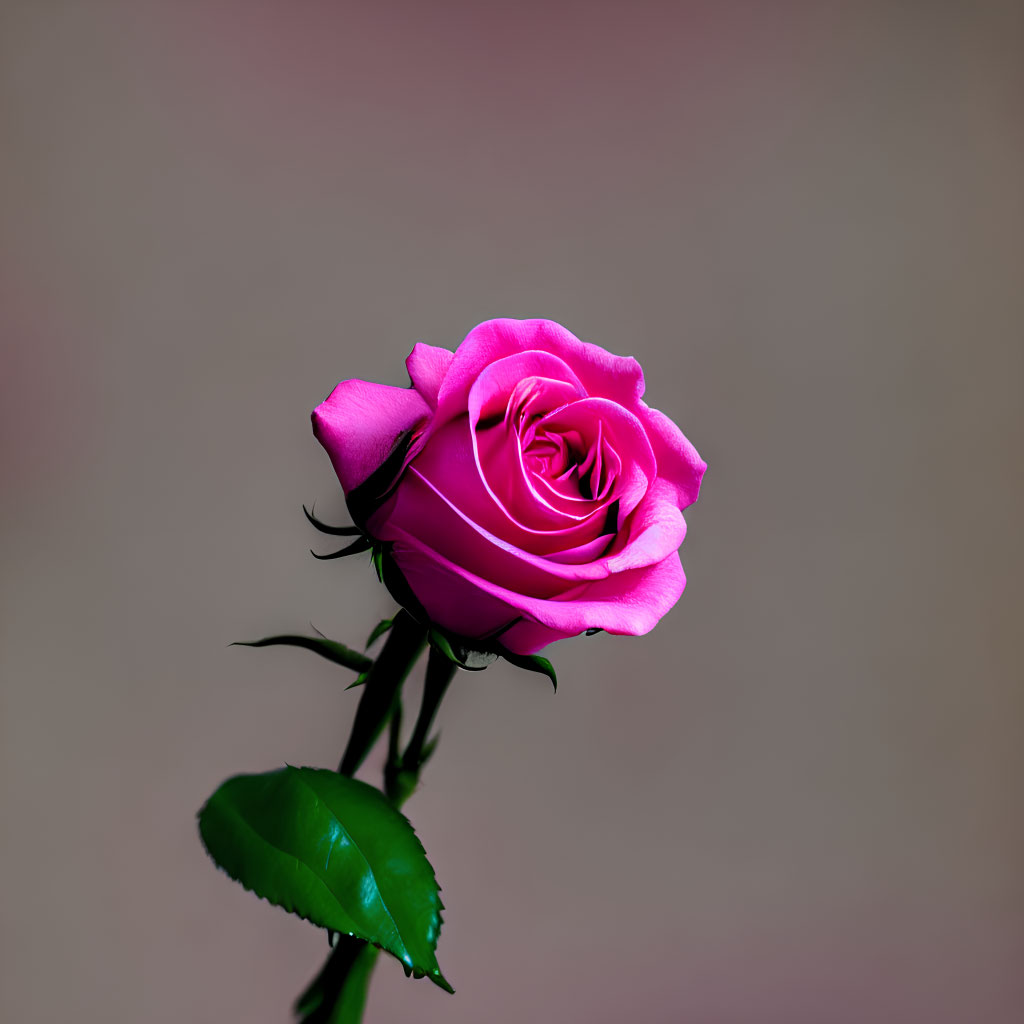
[498,650,558,691]
[303,504,362,536]
[345,671,369,691]
[231,634,372,674]
[366,618,394,649]
[423,624,558,689]
[310,536,373,560]
[427,627,498,671]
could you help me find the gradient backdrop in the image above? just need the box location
[2,2,1022,1022]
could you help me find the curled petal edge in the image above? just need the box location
[434,318,646,429]
[388,529,686,652]
[313,380,431,494]
[406,343,455,410]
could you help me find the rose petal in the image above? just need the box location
[379,474,579,595]
[494,617,576,654]
[468,362,614,531]
[602,478,688,574]
[475,418,605,528]
[542,532,618,565]
[536,398,657,520]
[382,464,687,582]
[378,422,686,580]
[505,552,687,649]
[387,530,686,651]
[387,540,525,639]
[434,319,645,428]
[379,469,614,586]
[638,401,706,509]
[404,418,609,555]
[312,380,430,493]
[406,342,454,410]
[467,349,585,428]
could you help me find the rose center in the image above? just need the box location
[523,424,613,502]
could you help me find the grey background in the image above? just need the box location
[2,2,1021,1021]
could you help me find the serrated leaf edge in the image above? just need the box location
[197,768,452,992]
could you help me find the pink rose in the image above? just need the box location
[312,319,705,655]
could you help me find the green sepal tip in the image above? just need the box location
[366,618,394,649]
[310,536,373,560]
[231,634,372,674]
[499,650,558,692]
[345,671,369,691]
[428,627,498,671]
[302,504,362,536]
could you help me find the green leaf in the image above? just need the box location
[198,766,453,993]
[232,635,372,674]
[365,618,394,649]
[500,650,558,692]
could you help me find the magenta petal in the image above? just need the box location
[467,349,585,428]
[408,418,607,554]
[603,479,687,574]
[497,617,577,654]
[385,531,686,647]
[537,397,657,519]
[498,547,682,650]
[381,471,612,585]
[406,343,454,410]
[379,478,584,595]
[435,319,645,427]
[544,532,616,565]
[312,379,430,494]
[388,541,524,638]
[639,402,706,509]
[516,551,687,640]
[474,418,602,529]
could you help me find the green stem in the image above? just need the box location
[384,645,457,808]
[386,695,404,774]
[294,939,379,1024]
[403,647,456,778]
[338,609,425,776]
[297,612,453,1023]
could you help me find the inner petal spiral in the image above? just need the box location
[523,421,619,504]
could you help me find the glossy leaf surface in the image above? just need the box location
[198,766,452,993]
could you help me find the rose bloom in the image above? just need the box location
[313,319,705,655]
